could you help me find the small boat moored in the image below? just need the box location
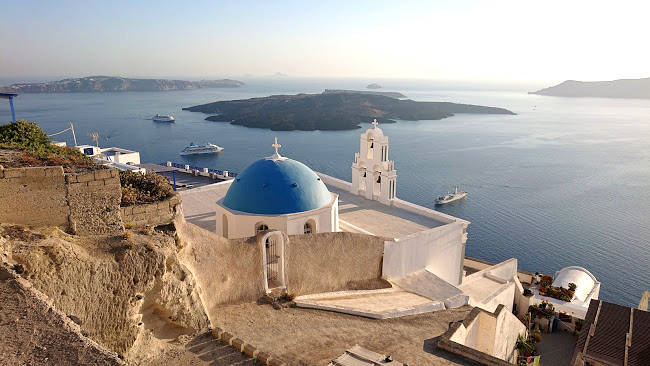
[435,186,467,205]
[153,114,175,122]
[180,142,224,155]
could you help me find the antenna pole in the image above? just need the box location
[69,122,78,146]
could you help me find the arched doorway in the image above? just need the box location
[222,214,228,237]
[260,231,286,293]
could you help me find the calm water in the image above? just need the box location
[2,79,648,307]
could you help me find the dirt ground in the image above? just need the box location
[0,265,123,365]
[212,302,478,366]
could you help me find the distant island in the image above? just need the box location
[323,89,407,99]
[530,77,650,99]
[366,83,382,89]
[183,90,515,131]
[0,76,244,93]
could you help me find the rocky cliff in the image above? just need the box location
[530,77,650,99]
[183,91,515,131]
[1,76,244,93]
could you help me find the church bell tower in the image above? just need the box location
[350,119,397,205]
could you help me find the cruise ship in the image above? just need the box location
[180,143,224,155]
[435,186,467,205]
[152,114,175,122]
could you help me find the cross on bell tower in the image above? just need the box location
[350,120,397,205]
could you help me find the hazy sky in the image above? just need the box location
[1,0,648,83]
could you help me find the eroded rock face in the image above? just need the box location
[0,225,210,355]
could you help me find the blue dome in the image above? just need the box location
[223,157,331,215]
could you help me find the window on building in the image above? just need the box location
[304,221,313,234]
[256,223,269,234]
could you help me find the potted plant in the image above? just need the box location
[516,335,536,357]
[575,319,583,331]
[523,288,533,297]
[568,282,577,297]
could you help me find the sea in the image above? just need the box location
[1,77,648,307]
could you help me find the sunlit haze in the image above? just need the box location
[1,0,649,83]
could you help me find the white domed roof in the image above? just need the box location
[553,266,598,302]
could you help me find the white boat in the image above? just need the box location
[180,142,224,155]
[435,186,467,205]
[153,114,175,122]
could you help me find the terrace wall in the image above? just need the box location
[0,166,123,235]
[285,231,387,296]
[121,194,181,228]
[0,166,69,228]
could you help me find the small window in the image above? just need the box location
[256,223,269,234]
[304,222,313,234]
[376,175,381,183]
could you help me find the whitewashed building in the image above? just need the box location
[215,138,339,239]
[350,119,397,205]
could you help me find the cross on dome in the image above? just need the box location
[372,119,379,128]
[271,136,282,159]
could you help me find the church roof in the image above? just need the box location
[222,152,331,215]
[552,266,598,303]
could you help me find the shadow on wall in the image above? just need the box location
[175,217,392,322]
[285,231,391,296]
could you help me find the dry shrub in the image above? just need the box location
[119,171,173,206]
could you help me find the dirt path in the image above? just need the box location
[141,332,255,366]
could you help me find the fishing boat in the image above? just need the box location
[435,186,467,205]
[180,142,223,155]
[152,114,175,122]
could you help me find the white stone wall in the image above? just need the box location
[215,194,338,239]
[350,125,397,205]
[449,306,526,362]
[382,222,464,286]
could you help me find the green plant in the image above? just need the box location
[530,329,542,343]
[568,282,577,291]
[0,120,51,151]
[516,335,536,356]
[0,120,97,169]
[523,288,533,297]
[575,318,583,331]
[119,170,173,206]
[539,275,553,288]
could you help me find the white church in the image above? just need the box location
[181,119,600,320]
[208,120,476,288]
[214,120,401,239]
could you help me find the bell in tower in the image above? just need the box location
[350,119,397,205]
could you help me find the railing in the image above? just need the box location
[161,162,238,177]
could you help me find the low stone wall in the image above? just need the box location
[0,166,123,235]
[121,194,180,227]
[0,166,69,228]
[65,169,123,235]
[211,327,286,366]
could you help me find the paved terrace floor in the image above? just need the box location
[328,186,446,239]
[138,163,226,191]
[180,182,231,232]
